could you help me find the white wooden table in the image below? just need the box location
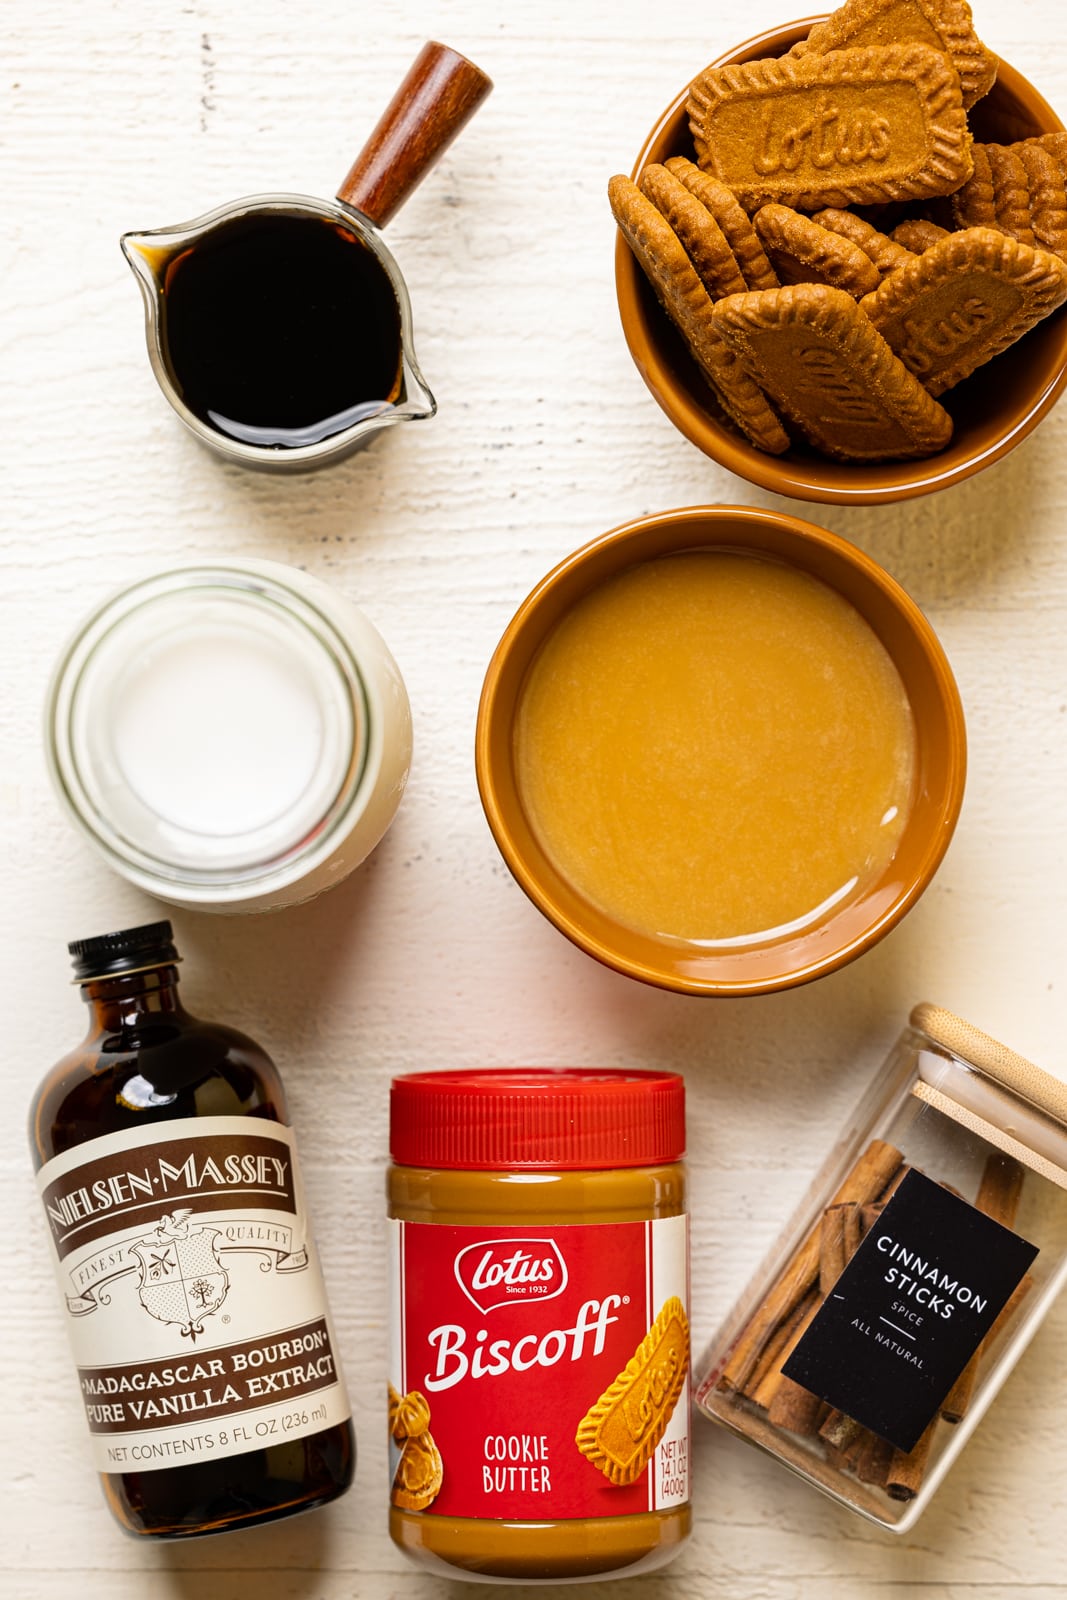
[3,1,1067,1595]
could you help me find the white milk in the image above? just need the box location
[111,624,326,838]
[46,561,412,910]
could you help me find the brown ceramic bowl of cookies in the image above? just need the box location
[476,505,967,996]
[615,18,1067,503]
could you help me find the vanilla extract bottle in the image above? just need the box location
[29,921,354,1538]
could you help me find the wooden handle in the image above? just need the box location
[337,42,492,228]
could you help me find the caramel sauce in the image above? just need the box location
[516,552,916,945]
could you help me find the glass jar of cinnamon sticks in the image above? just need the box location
[696,1003,1067,1531]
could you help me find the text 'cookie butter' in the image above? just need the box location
[387,1069,690,1583]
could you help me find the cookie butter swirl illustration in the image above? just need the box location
[575,1296,691,1485]
[389,1385,444,1509]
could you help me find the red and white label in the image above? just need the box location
[454,1237,568,1313]
[389,1214,689,1520]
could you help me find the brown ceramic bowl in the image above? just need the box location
[476,506,966,996]
[616,20,1067,504]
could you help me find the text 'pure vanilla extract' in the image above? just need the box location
[29,921,354,1538]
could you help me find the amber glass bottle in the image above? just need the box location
[30,921,354,1538]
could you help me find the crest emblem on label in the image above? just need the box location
[129,1209,229,1340]
[454,1237,568,1313]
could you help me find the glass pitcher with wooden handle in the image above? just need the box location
[121,42,492,471]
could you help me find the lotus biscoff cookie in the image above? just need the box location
[891,217,952,252]
[951,142,998,228]
[813,208,918,276]
[687,44,972,212]
[664,156,780,290]
[792,0,997,110]
[986,142,1035,244]
[754,204,883,295]
[860,226,1067,393]
[1022,132,1067,166]
[575,1298,691,1486]
[608,174,791,453]
[640,163,749,299]
[710,283,954,459]
[955,137,1067,247]
[1019,142,1067,258]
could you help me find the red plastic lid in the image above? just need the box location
[390,1068,686,1171]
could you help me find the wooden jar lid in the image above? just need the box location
[911,1002,1067,1131]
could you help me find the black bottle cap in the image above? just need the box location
[68,921,181,982]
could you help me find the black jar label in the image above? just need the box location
[782,1168,1038,1452]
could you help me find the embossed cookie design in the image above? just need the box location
[986,142,1035,245]
[687,44,973,212]
[710,283,954,459]
[860,226,1067,393]
[792,0,997,110]
[610,0,1067,467]
[1019,142,1067,259]
[575,1297,691,1486]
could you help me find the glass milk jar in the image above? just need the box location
[696,1004,1067,1531]
[45,559,412,912]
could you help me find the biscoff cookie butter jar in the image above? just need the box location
[696,1005,1067,1531]
[387,1068,690,1582]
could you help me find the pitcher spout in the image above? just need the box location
[398,360,436,424]
[121,230,174,289]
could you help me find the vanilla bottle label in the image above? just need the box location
[37,1116,350,1472]
[388,1216,690,1520]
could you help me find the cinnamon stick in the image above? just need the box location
[752,1292,820,1410]
[938,1359,976,1427]
[859,1166,912,1235]
[819,1203,860,1295]
[975,1151,1025,1227]
[767,1374,824,1435]
[842,1199,862,1261]
[886,1416,938,1501]
[941,1271,1034,1424]
[744,1290,815,1402]
[819,1408,862,1453]
[719,1139,903,1393]
[771,1192,873,1436]
[816,1194,868,1456]
[938,1153,1027,1425]
[853,1428,894,1487]
[825,1423,866,1473]
[881,1163,911,1204]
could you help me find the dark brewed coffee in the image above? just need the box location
[160,212,403,448]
